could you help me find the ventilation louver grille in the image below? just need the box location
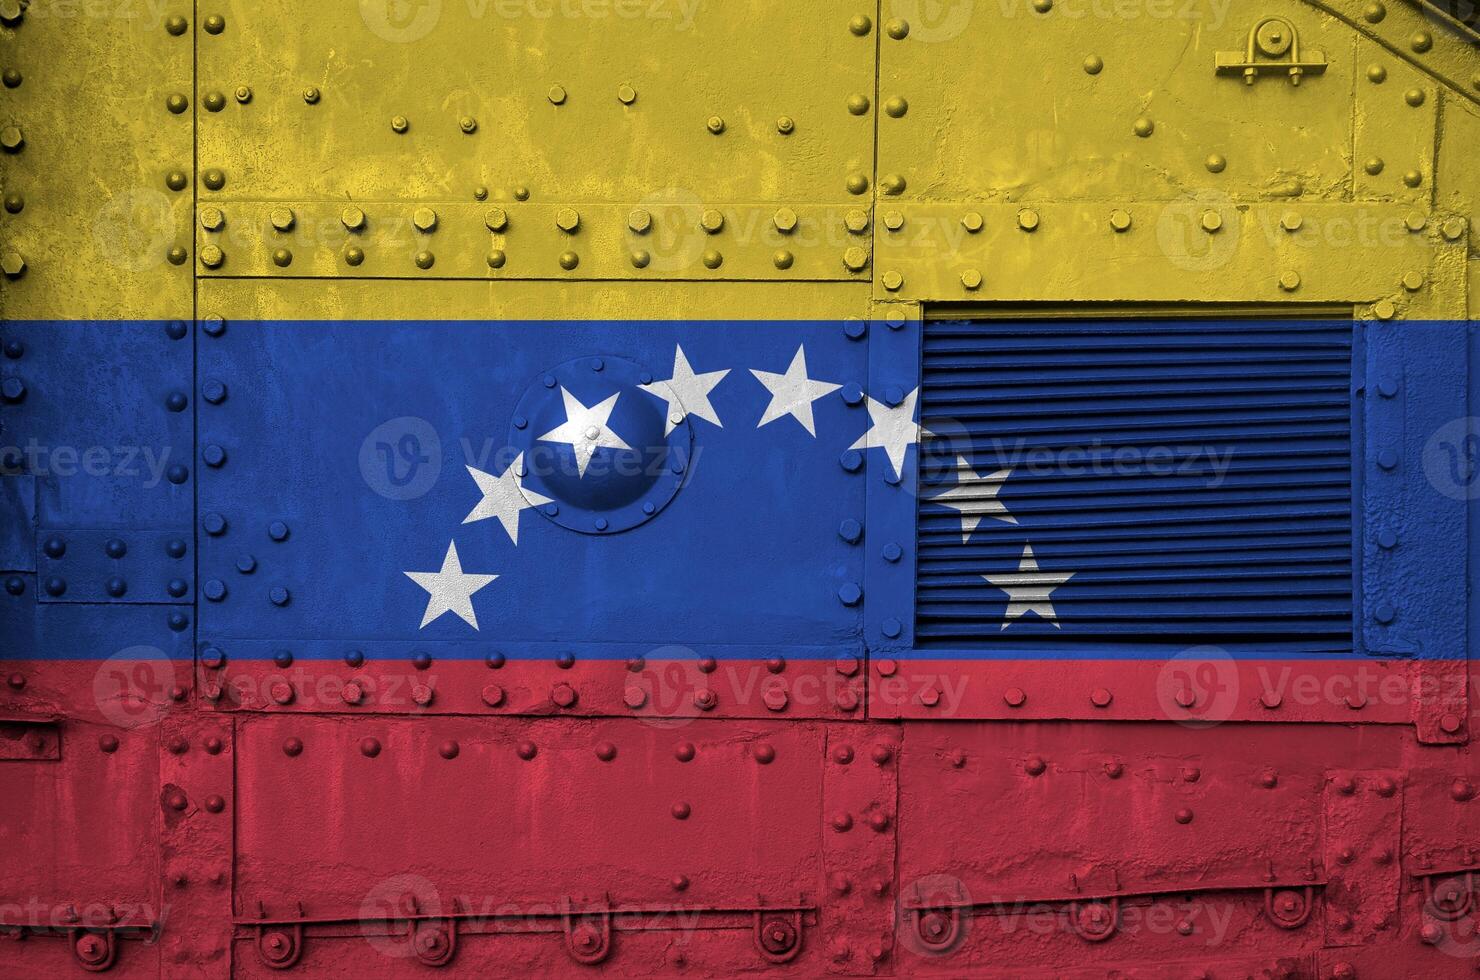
[916,318,1354,652]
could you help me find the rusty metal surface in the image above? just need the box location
[1,1,1479,977]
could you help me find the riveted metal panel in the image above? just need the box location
[2,4,1479,979]
[232,716,834,974]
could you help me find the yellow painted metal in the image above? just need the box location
[0,0,1476,320]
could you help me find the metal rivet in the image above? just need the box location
[880,173,906,195]
[559,251,579,270]
[204,91,225,112]
[847,94,870,115]
[885,18,909,39]
[1018,209,1039,231]
[1367,63,1387,84]
[773,249,794,270]
[345,246,365,267]
[1205,153,1227,173]
[548,84,567,105]
[884,96,908,117]
[1133,116,1154,137]
[204,14,225,33]
[1201,210,1223,233]
[1411,31,1432,53]
[630,250,650,269]
[1109,209,1132,232]
[1374,603,1395,624]
[849,14,872,35]
[1364,157,1384,176]
[1091,688,1113,707]
[1004,687,1026,707]
[1405,87,1425,107]
[1377,450,1398,471]
[702,249,722,269]
[846,173,869,195]
[415,250,435,270]
[1083,55,1103,74]
[166,93,189,114]
[202,168,226,190]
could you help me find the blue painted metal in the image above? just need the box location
[195,319,868,658]
[1362,318,1469,661]
[915,317,1355,653]
[508,354,689,535]
[864,305,919,655]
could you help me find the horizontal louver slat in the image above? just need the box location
[915,318,1354,651]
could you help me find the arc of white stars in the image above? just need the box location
[640,344,730,436]
[751,344,842,437]
[926,456,1017,542]
[462,453,550,545]
[538,387,631,478]
[404,541,498,630]
[984,544,1076,630]
[849,388,929,480]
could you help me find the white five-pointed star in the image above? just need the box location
[462,453,551,545]
[984,544,1076,630]
[640,345,730,436]
[538,387,631,478]
[404,541,498,630]
[751,345,842,437]
[849,388,928,480]
[926,456,1017,542]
